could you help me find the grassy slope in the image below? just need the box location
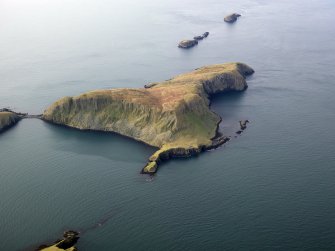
[43,63,254,173]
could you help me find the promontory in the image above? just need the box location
[43,63,254,173]
[0,111,20,133]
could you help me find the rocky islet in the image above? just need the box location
[178,32,210,49]
[224,13,241,23]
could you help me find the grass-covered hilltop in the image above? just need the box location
[43,63,254,173]
[0,112,20,133]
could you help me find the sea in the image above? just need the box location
[1,0,335,250]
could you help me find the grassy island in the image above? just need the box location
[43,63,254,173]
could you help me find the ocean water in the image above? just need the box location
[1,0,335,250]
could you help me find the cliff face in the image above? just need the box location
[0,112,20,133]
[43,63,254,173]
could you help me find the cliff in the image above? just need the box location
[0,112,20,133]
[43,63,254,173]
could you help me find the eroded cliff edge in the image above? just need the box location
[43,63,254,173]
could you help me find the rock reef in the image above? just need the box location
[236,120,249,135]
[43,62,254,174]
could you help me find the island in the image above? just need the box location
[0,111,21,133]
[224,13,241,23]
[178,39,198,49]
[43,62,254,174]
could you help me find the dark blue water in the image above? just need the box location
[1,0,335,250]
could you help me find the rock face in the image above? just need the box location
[43,63,254,174]
[224,13,241,23]
[178,39,198,48]
[0,112,20,133]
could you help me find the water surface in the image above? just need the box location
[1,0,335,250]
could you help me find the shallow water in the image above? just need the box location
[1,0,335,250]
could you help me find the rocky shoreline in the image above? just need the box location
[36,231,79,251]
[141,118,251,174]
[141,134,232,174]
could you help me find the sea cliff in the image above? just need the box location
[43,63,254,173]
[0,112,20,133]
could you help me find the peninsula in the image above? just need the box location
[43,63,254,173]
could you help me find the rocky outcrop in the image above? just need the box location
[194,32,210,41]
[0,112,21,133]
[180,32,210,48]
[239,120,249,130]
[194,36,204,40]
[224,13,241,23]
[43,63,254,174]
[178,39,198,48]
[236,120,249,135]
[38,230,79,251]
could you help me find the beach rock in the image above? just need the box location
[178,39,198,48]
[224,13,241,23]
